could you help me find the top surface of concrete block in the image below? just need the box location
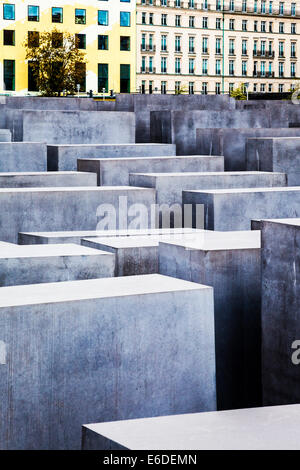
[0,243,110,259]
[0,274,209,308]
[19,228,202,239]
[185,186,300,195]
[160,230,261,251]
[0,186,149,194]
[131,170,283,177]
[83,404,300,450]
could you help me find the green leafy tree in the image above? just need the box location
[24,29,86,97]
[230,83,246,100]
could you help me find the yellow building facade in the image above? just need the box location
[0,0,136,94]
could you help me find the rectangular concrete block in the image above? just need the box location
[82,404,300,450]
[78,155,225,186]
[0,243,115,286]
[48,143,176,171]
[183,187,300,231]
[197,128,300,171]
[81,232,204,276]
[0,274,216,449]
[18,228,202,245]
[0,142,47,172]
[246,137,300,185]
[22,110,135,145]
[130,171,287,207]
[259,218,300,406]
[0,129,11,142]
[159,230,261,410]
[0,171,97,188]
[0,186,156,243]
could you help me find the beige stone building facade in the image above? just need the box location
[136,0,300,94]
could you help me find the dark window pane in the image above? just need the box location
[98,63,108,92]
[98,35,108,50]
[28,31,39,47]
[28,61,39,91]
[120,64,130,93]
[52,7,63,23]
[52,32,63,48]
[4,59,15,90]
[120,36,130,51]
[3,29,15,45]
[76,34,86,49]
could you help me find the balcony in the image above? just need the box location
[253,50,275,58]
[140,44,156,52]
[140,67,156,73]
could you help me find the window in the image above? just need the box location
[161,35,167,51]
[175,15,181,27]
[261,61,265,76]
[279,41,284,57]
[189,0,195,7]
[254,0,258,12]
[279,84,284,92]
[3,4,15,20]
[52,7,63,23]
[242,0,247,11]
[98,63,108,92]
[268,84,272,92]
[3,59,15,90]
[161,0,167,5]
[229,60,234,75]
[202,58,208,74]
[269,1,272,13]
[189,16,194,27]
[291,23,296,34]
[216,0,221,10]
[216,18,221,29]
[28,61,38,91]
[242,40,247,55]
[279,62,284,77]
[291,62,296,77]
[149,34,154,50]
[120,36,130,51]
[149,56,153,73]
[203,0,208,8]
[229,0,234,11]
[291,42,296,58]
[28,5,39,22]
[216,38,221,54]
[175,57,181,73]
[216,83,221,94]
[269,22,273,33]
[175,81,181,94]
[261,0,266,13]
[189,82,194,94]
[76,62,86,92]
[75,9,86,25]
[261,40,266,55]
[142,12,146,24]
[98,35,108,50]
[291,3,296,16]
[76,34,86,49]
[202,82,207,95]
[52,32,63,48]
[253,60,257,75]
[216,59,221,75]
[161,56,167,73]
[254,21,258,32]
[261,21,266,32]
[120,11,130,26]
[279,22,284,33]
[120,64,130,93]
[149,13,153,24]
[141,80,145,94]
[229,39,235,55]
[149,81,153,94]
[242,61,247,76]
[161,81,167,94]
[175,36,181,52]
[175,0,181,6]
[3,29,14,46]
[28,31,39,47]
[161,14,167,25]
[141,56,146,72]
[189,36,194,52]
[229,83,234,93]
[229,19,234,30]
[202,17,208,28]
[253,40,257,54]
[189,58,194,74]
[279,2,284,14]
[98,10,108,26]
[268,61,272,74]
[242,20,247,31]
[260,83,265,92]
[202,37,208,53]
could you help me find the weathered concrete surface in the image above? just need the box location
[48,143,176,171]
[22,110,135,144]
[0,274,216,449]
[150,110,274,155]
[183,187,300,231]
[246,137,300,185]
[78,155,225,186]
[0,243,115,286]
[0,171,97,187]
[196,128,300,171]
[0,186,156,243]
[81,233,203,276]
[0,142,47,172]
[259,218,300,406]
[0,129,11,142]
[130,171,287,207]
[159,230,261,410]
[82,404,300,450]
[18,228,202,245]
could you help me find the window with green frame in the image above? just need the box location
[4,59,15,90]
[120,64,130,93]
[98,63,108,92]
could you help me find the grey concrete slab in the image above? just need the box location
[0,142,47,172]
[0,274,216,449]
[0,243,115,286]
[48,143,176,171]
[81,232,204,276]
[159,230,261,410]
[18,228,202,245]
[22,110,135,145]
[150,110,274,155]
[196,128,300,170]
[183,187,300,231]
[78,155,225,186]
[0,171,97,187]
[130,171,287,207]
[82,404,300,450]
[0,129,11,142]
[259,218,300,406]
[0,186,156,243]
[246,137,300,185]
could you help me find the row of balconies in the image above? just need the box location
[253,50,275,57]
[139,69,296,78]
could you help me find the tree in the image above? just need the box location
[24,29,86,97]
[230,83,246,100]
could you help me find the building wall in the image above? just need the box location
[0,0,136,94]
[136,0,300,94]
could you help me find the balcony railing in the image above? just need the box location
[141,45,156,52]
[253,50,275,58]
